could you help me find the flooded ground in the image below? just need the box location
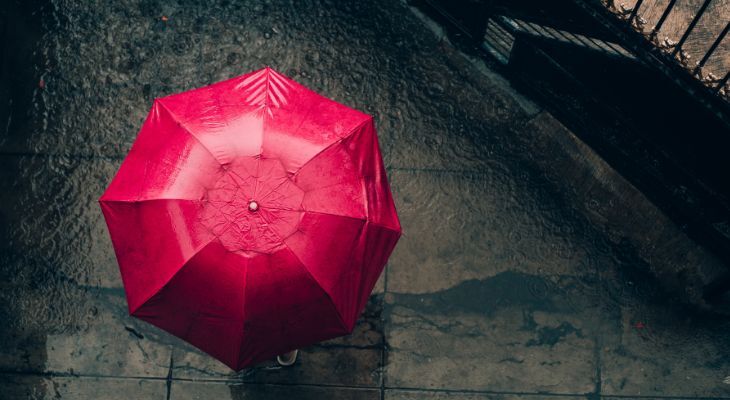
[1,0,730,399]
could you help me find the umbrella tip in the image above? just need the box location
[248,200,259,212]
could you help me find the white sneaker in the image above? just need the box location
[276,350,298,366]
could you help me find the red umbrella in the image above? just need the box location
[99,67,401,370]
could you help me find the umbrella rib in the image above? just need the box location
[129,237,217,315]
[362,219,402,234]
[257,176,290,202]
[235,256,249,370]
[301,209,367,225]
[292,116,372,178]
[157,100,224,167]
[257,206,370,225]
[99,197,202,203]
[253,155,262,199]
[258,205,301,212]
[296,175,364,193]
[280,240,351,335]
[255,206,300,243]
[305,209,401,235]
[255,210,350,334]
[255,91,317,157]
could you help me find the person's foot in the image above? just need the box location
[276,349,298,366]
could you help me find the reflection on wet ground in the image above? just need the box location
[1,0,729,399]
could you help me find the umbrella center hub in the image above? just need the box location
[199,157,306,253]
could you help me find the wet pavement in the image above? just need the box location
[1,0,730,399]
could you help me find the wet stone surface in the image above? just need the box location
[0,375,166,400]
[385,392,583,400]
[2,0,730,399]
[170,381,380,400]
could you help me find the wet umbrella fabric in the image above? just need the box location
[99,67,401,370]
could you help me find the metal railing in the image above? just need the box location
[603,0,729,101]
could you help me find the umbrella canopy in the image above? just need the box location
[99,67,401,370]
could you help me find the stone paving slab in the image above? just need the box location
[383,164,730,397]
[0,374,166,399]
[2,0,540,174]
[0,287,172,379]
[600,301,730,398]
[42,291,172,378]
[384,282,598,394]
[507,114,730,398]
[385,390,585,399]
[385,168,598,295]
[169,381,379,400]
[0,0,205,157]
[0,156,122,291]
[0,155,173,377]
[384,170,602,393]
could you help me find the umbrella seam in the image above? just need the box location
[282,240,352,335]
[265,99,316,154]
[99,197,201,203]
[235,254,249,369]
[290,119,401,232]
[361,220,403,235]
[292,116,373,178]
[300,209,368,226]
[287,211,369,333]
[346,219,371,331]
[129,238,217,315]
[258,79,318,156]
[255,68,312,156]
[156,100,224,167]
[253,153,262,200]
[257,167,296,202]
[296,175,364,193]
[255,208,351,334]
